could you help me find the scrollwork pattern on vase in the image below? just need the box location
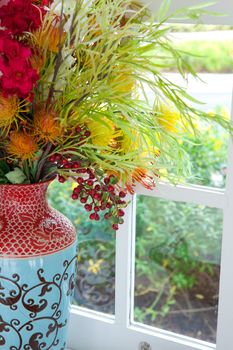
[0,251,76,350]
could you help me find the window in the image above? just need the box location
[50,1,233,349]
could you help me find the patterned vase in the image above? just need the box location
[0,181,77,350]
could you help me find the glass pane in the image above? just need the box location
[173,28,233,188]
[134,195,223,343]
[155,27,233,188]
[48,180,115,315]
[170,25,233,75]
[183,125,228,189]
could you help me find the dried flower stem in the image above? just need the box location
[46,0,65,107]
[35,142,53,182]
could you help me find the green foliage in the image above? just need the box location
[135,195,222,321]
[40,0,233,185]
[0,160,10,184]
[184,123,228,187]
[48,180,112,243]
[5,168,27,184]
[48,179,115,310]
[176,40,233,73]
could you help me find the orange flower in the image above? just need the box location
[34,108,61,143]
[0,94,29,131]
[126,167,155,194]
[47,27,66,53]
[30,48,44,73]
[33,25,66,53]
[106,169,121,180]
[7,131,38,160]
[0,94,19,130]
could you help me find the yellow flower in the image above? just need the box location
[110,68,135,95]
[157,104,183,133]
[0,95,29,131]
[7,131,38,160]
[118,129,139,154]
[87,259,103,275]
[86,118,116,147]
[118,129,159,161]
[34,108,61,143]
[162,259,169,268]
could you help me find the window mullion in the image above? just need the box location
[115,195,134,327]
[136,183,226,209]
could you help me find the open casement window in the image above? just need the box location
[65,1,233,349]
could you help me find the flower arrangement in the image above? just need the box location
[0,0,231,230]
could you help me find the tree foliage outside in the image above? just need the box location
[175,40,233,73]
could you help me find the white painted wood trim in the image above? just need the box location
[136,183,226,209]
[67,306,215,350]
[215,86,233,350]
[115,194,134,327]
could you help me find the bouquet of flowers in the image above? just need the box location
[0,0,231,230]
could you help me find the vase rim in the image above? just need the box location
[0,179,54,188]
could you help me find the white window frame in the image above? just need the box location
[67,2,233,349]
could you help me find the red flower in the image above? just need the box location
[0,31,39,98]
[0,0,45,35]
[0,1,9,7]
[0,57,39,98]
[0,32,31,60]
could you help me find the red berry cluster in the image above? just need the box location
[72,174,127,231]
[49,152,83,180]
[49,124,127,230]
[49,124,91,181]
